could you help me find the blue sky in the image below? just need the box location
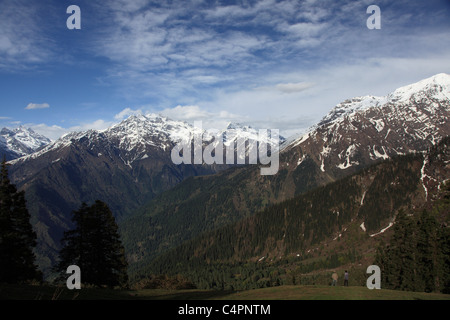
[1,0,449,140]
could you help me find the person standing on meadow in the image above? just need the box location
[344,271,349,286]
[331,272,338,286]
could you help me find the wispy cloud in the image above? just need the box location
[0,1,56,71]
[159,105,214,121]
[29,119,114,141]
[3,0,449,141]
[87,0,330,97]
[114,107,143,120]
[27,123,67,141]
[159,105,248,133]
[255,82,316,94]
[25,103,50,110]
[111,105,244,132]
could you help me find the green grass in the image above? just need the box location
[1,284,449,300]
[0,283,232,300]
[215,285,450,300]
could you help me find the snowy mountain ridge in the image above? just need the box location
[7,72,450,278]
[312,73,450,131]
[0,126,51,160]
[11,113,285,166]
[282,73,450,174]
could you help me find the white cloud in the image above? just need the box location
[4,0,449,143]
[23,52,450,142]
[0,2,55,71]
[70,119,113,133]
[259,82,316,94]
[282,22,328,38]
[29,119,114,141]
[88,1,301,96]
[277,82,315,93]
[28,124,67,141]
[89,1,384,110]
[107,0,149,13]
[160,105,212,121]
[194,52,450,138]
[158,105,243,131]
[114,107,143,120]
[25,103,50,110]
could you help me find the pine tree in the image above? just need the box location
[375,191,450,293]
[0,158,41,283]
[377,210,416,291]
[416,209,438,292]
[439,225,450,293]
[56,200,128,288]
[436,181,450,293]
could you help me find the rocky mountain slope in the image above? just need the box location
[0,126,51,160]
[135,137,450,289]
[8,114,282,274]
[121,73,450,276]
[282,73,450,177]
[7,73,449,277]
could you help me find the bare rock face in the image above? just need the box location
[0,126,51,160]
[6,73,450,277]
[282,73,450,179]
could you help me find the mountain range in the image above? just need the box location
[138,137,449,290]
[121,73,450,278]
[8,116,284,273]
[282,72,450,176]
[6,73,450,279]
[0,126,51,161]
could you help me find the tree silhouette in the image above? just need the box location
[0,158,41,283]
[56,200,128,288]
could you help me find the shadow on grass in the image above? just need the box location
[0,283,235,300]
[2,283,449,300]
[134,289,236,300]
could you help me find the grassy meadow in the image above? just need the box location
[2,283,449,300]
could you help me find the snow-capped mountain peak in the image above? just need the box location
[313,73,450,131]
[11,113,286,166]
[0,126,51,160]
[225,122,254,131]
[387,73,450,103]
[315,95,385,128]
[12,113,201,164]
[283,73,450,174]
[85,113,192,140]
[221,122,286,146]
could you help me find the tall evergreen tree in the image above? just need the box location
[435,181,450,293]
[0,158,41,283]
[416,209,438,292]
[56,200,128,287]
[376,210,416,291]
[375,185,450,294]
[439,224,450,294]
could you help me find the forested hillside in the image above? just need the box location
[375,184,450,293]
[120,151,332,275]
[129,138,449,291]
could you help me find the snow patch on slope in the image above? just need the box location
[336,144,359,169]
